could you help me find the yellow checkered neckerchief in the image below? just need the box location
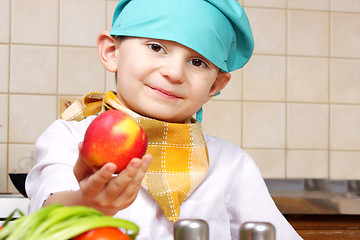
[61,91,209,222]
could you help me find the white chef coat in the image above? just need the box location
[26,115,302,240]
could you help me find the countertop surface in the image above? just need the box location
[0,194,29,223]
[2,179,360,218]
[265,178,360,215]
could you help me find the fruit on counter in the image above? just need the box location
[73,227,131,240]
[81,110,148,173]
[0,204,139,240]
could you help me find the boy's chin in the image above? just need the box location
[141,111,190,123]
[150,115,188,123]
[132,105,189,123]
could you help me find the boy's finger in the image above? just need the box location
[141,154,152,171]
[110,155,152,207]
[128,154,152,184]
[74,143,93,182]
[119,154,152,183]
[103,154,152,199]
[81,163,117,198]
[103,158,142,197]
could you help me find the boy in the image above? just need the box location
[26,0,302,239]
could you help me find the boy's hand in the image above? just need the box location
[73,142,152,215]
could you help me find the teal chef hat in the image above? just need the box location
[110,0,254,72]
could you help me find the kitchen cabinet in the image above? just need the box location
[285,214,360,240]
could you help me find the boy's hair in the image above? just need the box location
[110,0,254,72]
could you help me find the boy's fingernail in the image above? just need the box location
[131,160,141,168]
[106,164,117,172]
[145,155,152,163]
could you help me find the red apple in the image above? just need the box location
[81,110,147,173]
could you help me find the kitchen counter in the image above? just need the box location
[0,194,29,224]
[265,178,360,215]
[2,179,359,218]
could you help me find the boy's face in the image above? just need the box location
[102,35,230,123]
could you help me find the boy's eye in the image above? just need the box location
[190,59,207,68]
[148,44,165,53]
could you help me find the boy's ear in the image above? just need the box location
[97,31,118,72]
[208,71,231,97]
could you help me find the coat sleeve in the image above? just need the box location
[25,117,93,213]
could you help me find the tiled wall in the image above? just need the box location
[1,0,360,193]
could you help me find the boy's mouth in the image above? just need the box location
[146,85,182,99]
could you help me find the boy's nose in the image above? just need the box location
[159,57,186,84]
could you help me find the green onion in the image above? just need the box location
[1,209,24,228]
[30,205,103,239]
[1,204,61,240]
[39,216,138,240]
[0,204,139,240]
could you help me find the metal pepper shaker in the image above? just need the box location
[239,222,276,240]
[174,219,209,240]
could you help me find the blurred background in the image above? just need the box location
[0,0,360,194]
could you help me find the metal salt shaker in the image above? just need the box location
[174,219,209,240]
[239,222,276,240]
